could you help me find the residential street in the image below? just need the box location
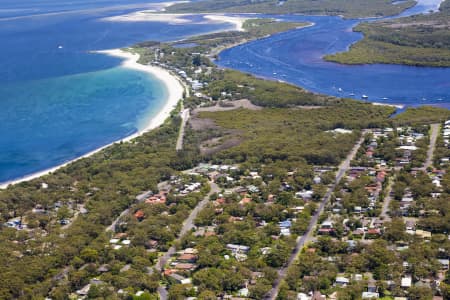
[423,123,440,170]
[155,181,219,299]
[380,176,394,221]
[176,108,190,151]
[264,132,366,300]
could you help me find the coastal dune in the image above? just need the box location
[0,49,184,189]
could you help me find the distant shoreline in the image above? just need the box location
[0,49,184,189]
[0,10,253,189]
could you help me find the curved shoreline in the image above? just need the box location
[0,12,249,189]
[0,49,184,189]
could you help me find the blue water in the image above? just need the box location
[0,0,231,183]
[217,0,450,108]
[1,0,449,183]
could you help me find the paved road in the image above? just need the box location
[176,108,190,151]
[423,123,440,170]
[264,132,366,300]
[105,207,130,232]
[155,181,219,299]
[380,175,394,221]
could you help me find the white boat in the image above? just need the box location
[58,45,63,49]
[362,94,368,99]
[382,97,388,100]
[349,93,355,96]
[338,88,343,92]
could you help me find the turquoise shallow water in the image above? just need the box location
[0,67,167,181]
[1,0,448,183]
[0,0,229,183]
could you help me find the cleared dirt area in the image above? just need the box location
[200,136,243,156]
[189,100,257,155]
[192,99,262,115]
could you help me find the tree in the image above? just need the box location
[80,247,99,263]
[193,268,222,291]
[265,241,290,268]
[384,218,406,241]
[168,284,187,300]
[407,285,433,300]
[198,290,217,300]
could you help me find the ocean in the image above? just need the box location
[0,0,231,183]
[1,0,449,183]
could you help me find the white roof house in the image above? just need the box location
[401,276,412,288]
[362,292,379,299]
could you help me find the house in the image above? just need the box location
[401,276,412,288]
[145,239,159,249]
[280,228,291,236]
[296,190,314,199]
[438,259,449,270]
[279,220,292,228]
[76,284,91,296]
[415,229,432,239]
[168,273,192,285]
[366,228,381,238]
[145,192,166,205]
[134,210,145,220]
[318,221,335,234]
[226,244,250,254]
[97,264,110,273]
[174,263,197,271]
[297,293,311,300]
[362,292,379,299]
[335,276,350,286]
[178,253,198,263]
[238,288,249,297]
[227,244,250,261]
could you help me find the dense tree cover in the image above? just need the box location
[0,8,448,298]
[177,185,304,297]
[0,114,201,299]
[195,103,394,165]
[167,0,416,18]
[393,106,450,125]
[202,69,340,107]
[326,0,450,66]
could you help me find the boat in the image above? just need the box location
[382,97,388,100]
[338,88,343,92]
[58,45,63,49]
[362,95,368,99]
[349,93,355,96]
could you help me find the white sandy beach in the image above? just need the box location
[203,15,250,31]
[0,8,251,189]
[104,12,251,32]
[0,48,184,189]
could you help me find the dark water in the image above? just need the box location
[217,0,449,108]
